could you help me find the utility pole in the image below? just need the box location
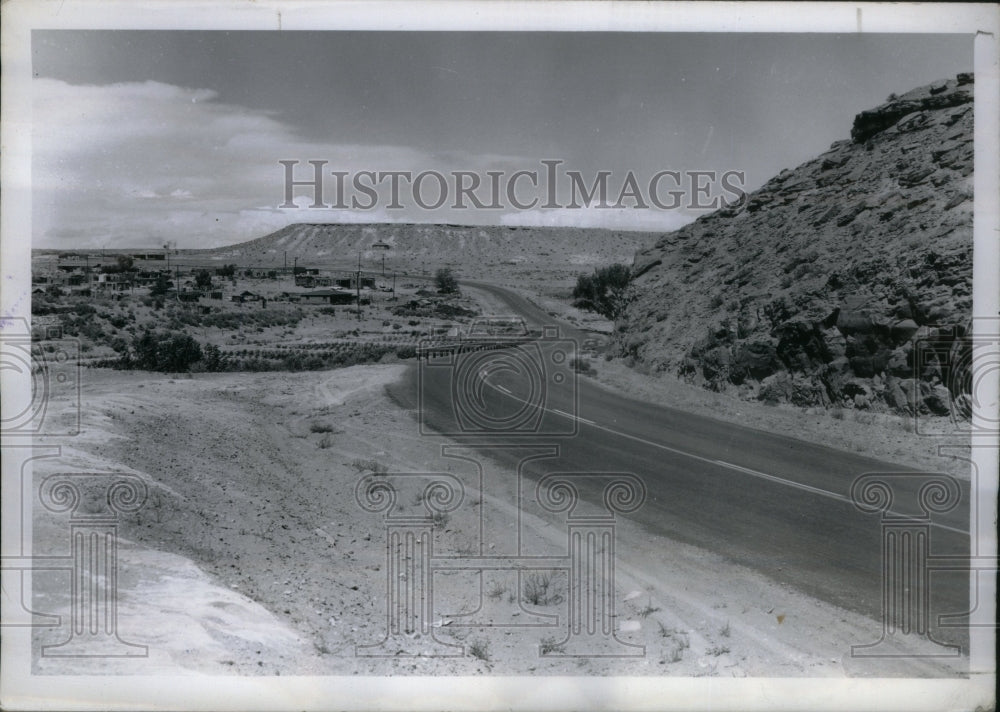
[356,250,362,321]
[391,271,396,301]
[175,265,181,302]
[381,253,385,276]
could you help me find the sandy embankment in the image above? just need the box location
[29,366,965,677]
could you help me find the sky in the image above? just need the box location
[31,31,973,249]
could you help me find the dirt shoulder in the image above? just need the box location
[517,289,972,479]
[31,366,965,677]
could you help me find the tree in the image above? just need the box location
[435,267,459,294]
[572,264,634,319]
[215,264,236,277]
[149,273,172,296]
[195,269,213,289]
[102,255,134,274]
[202,343,224,371]
[129,330,203,372]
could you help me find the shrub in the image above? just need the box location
[569,357,596,376]
[435,267,459,294]
[572,264,634,319]
[351,458,388,475]
[195,270,213,289]
[468,639,490,661]
[524,572,560,606]
[540,637,565,655]
[149,273,172,296]
[123,329,203,372]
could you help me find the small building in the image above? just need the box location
[231,291,261,303]
[335,275,376,290]
[178,292,202,303]
[297,289,356,306]
[210,291,224,300]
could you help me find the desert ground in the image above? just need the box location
[29,290,970,677]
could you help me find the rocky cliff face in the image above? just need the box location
[621,74,974,415]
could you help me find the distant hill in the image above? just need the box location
[619,74,974,415]
[200,223,654,286]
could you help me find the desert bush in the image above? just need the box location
[396,345,417,359]
[523,572,561,606]
[351,458,388,475]
[310,421,335,434]
[435,267,459,294]
[572,263,634,319]
[119,329,203,372]
[569,357,596,376]
[540,637,565,655]
[468,639,490,661]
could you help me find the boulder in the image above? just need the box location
[890,318,920,343]
[924,384,952,416]
[731,341,780,383]
[836,309,874,334]
[887,347,912,377]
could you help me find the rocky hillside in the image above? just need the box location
[203,222,651,288]
[620,74,974,415]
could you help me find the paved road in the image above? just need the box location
[389,278,971,651]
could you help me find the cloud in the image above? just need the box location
[31,79,453,248]
[31,79,691,248]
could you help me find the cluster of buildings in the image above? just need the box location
[33,253,390,307]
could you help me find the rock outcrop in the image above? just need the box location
[620,74,974,415]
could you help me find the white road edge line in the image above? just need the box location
[552,408,596,426]
[582,413,970,537]
[482,375,969,536]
